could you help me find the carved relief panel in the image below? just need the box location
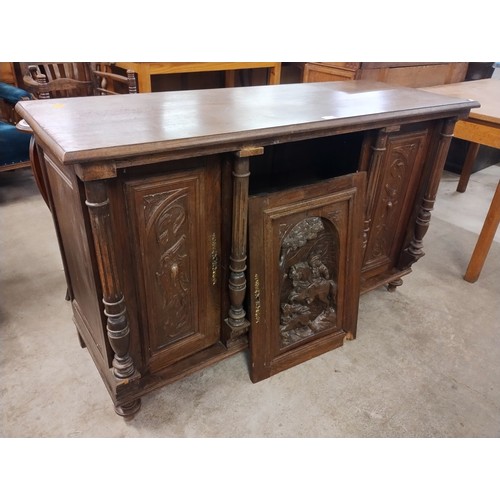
[125,163,221,373]
[249,173,365,382]
[279,216,339,349]
[362,130,429,279]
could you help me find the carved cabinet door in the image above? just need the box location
[248,172,365,382]
[362,129,430,282]
[125,163,221,373]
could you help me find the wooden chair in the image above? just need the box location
[22,62,93,98]
[20,63,137,203]
[91,63,137,95]
[22,62,137,99]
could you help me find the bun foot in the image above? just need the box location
[387,278,403,292]
[115,399,141,420]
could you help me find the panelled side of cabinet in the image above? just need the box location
[42,152,110,368]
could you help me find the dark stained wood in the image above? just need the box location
[16,81,477,167]
[28,137,48,204]
[249,173,365,382]
[22,63,138,99]
[363,128,431,278]
[124,161,222,372]
[16,81,478,417]
[361,128,390,254]
[24,63,94,98]
[91,64,138,96]
[84,180,141,417]
[223,148,263,345]
[400,118,457,268]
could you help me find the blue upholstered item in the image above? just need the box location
[0,81,33,168]
[0,121,30,166]
[0,82,31,105]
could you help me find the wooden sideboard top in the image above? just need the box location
[16,81,479,166]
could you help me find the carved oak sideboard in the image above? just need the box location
[16,81,478,417]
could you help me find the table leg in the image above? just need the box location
[267,63,281,85]
[464,180,500,282]
[225,70,236,87]
[457,141,480,193]
[137,65,152,93]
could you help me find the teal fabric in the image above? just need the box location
[0,82,31,105]
[0,82,32,166]
[0,122,30,166]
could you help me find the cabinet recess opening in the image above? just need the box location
[249,132,364,195]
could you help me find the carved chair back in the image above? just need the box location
[22,63,94,98]
[22,63,137,99]
[19,63,137,207]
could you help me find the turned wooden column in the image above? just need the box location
[126,69,138,94]
[84,180,141,418]
[224,147,263,345]
[400,118,457,267]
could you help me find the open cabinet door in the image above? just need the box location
[249,172,365,382]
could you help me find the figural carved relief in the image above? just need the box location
[279,217,339,348]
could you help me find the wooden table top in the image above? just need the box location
[16,81,478,165]
[115,62,281,74]
[421,78,500,125]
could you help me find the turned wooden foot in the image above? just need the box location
[386,278,403,292]
[115,399,141,419]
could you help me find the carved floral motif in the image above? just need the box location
[144,190,193,347]
[367,142,417,261]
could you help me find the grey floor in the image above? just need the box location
[1,164,499,439]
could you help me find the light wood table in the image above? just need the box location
[464,180,500,282]
[422,78,500,192]
[422,78,500,282]
[115,62,282,93]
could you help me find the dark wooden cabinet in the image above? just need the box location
[17,81,478,418]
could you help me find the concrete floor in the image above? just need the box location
[1,164,499,439]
